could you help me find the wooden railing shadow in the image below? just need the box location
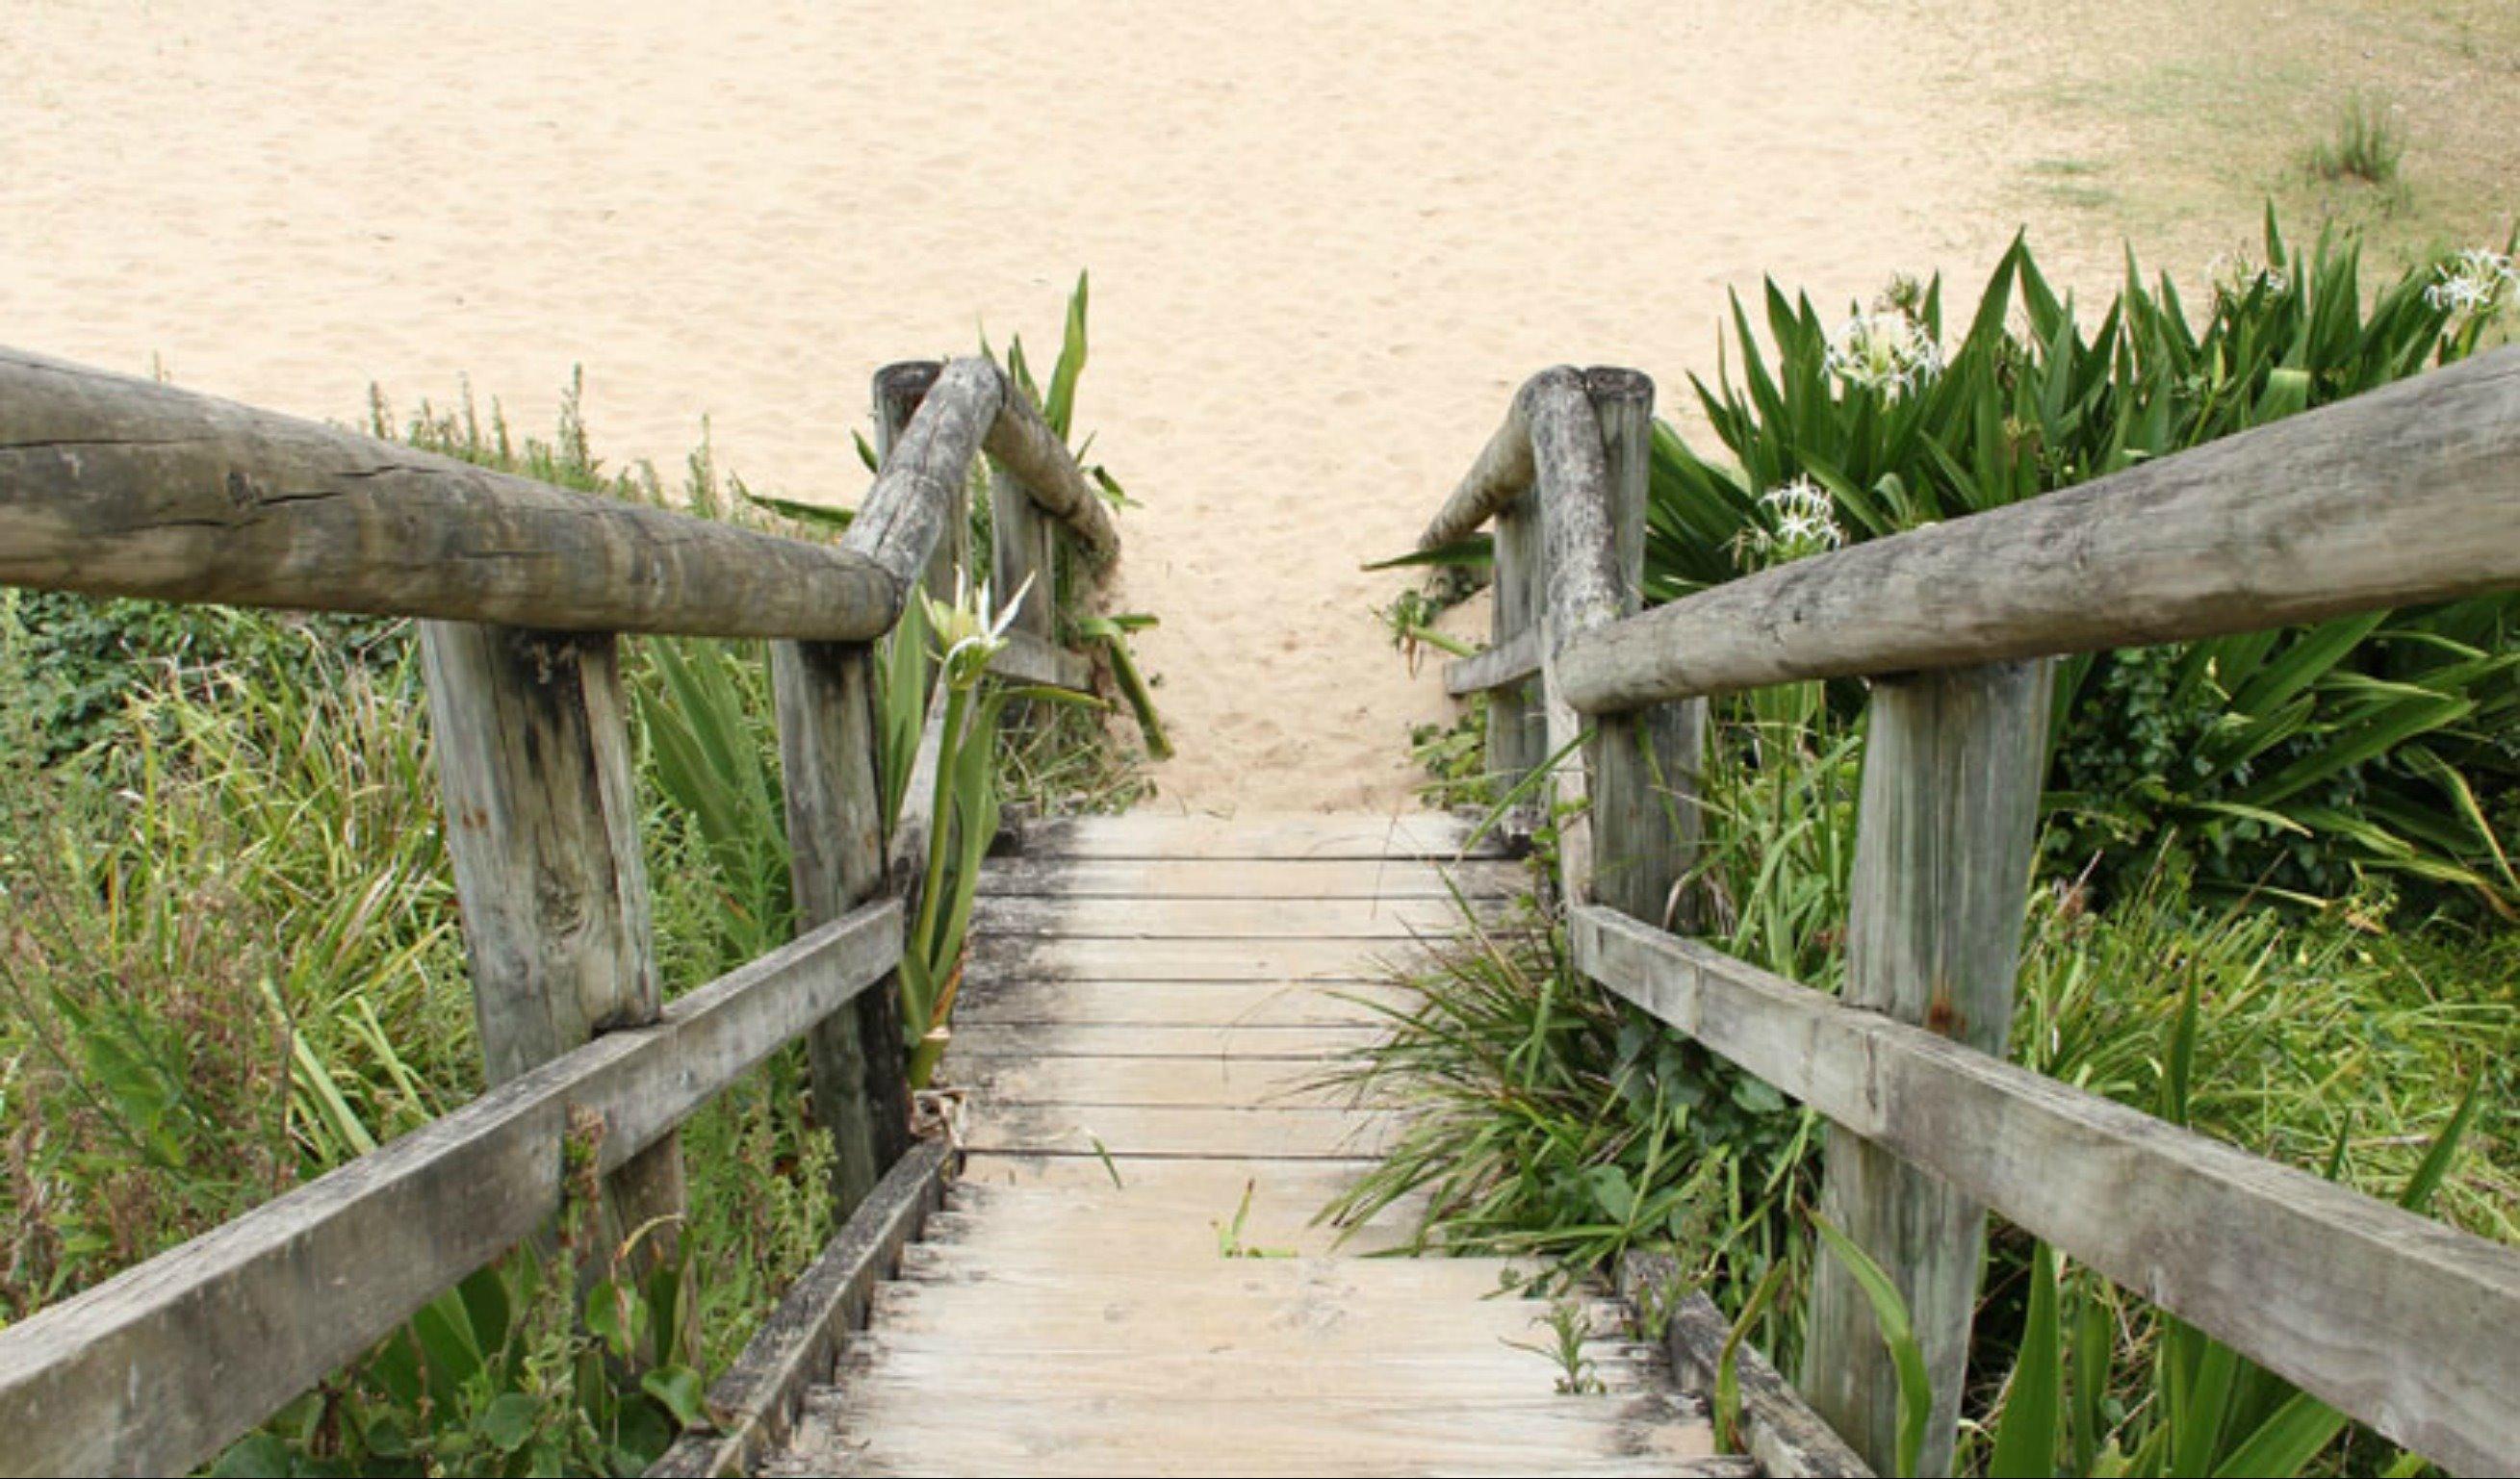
[0,348,1116,1476]
[1424,349,2520,1477]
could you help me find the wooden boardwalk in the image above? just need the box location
[760,814,1741,1477]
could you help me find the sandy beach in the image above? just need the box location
[3,1,2172,809]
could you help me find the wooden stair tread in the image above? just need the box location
[759,815,1726,1477]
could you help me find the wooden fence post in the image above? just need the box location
[874,362,963,605]
[419,623,689,1316]
[770,640,914,1215]
[1581,370,1702,927]
[990,464,1058,641]
[1800,659,2051,1476]
[1488,493,1544,800]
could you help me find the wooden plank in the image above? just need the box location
[1447,625,1541,697]
[646,1138,950,1479]
[1573,905,2520,1477]
[974,855,1529,900]
[1485,478,1546,802]
[956,979,1415,1029]
[0,902,900,1479]
[864,1278,1601,1351]
[1556,346,2520,713]
[989,461,1058,642]
[969,895,1493,939]
[1620,1258,1870,1479]
[829,1338,1659,1394]
[419,622,686,1310]
[961,1103,1393,1160]
[966,934,1433,983]
[942,1161,1424,1253]
[778,1388,1736,1479]
[946,1022,1383,1058]
[770,639,913,1216]
[1017,811,1507,860]
[945,1054,1335,1109]
[0,345,899,640]
[1801,661,2048,1477]
[988,629,1094,692]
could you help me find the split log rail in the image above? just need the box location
[0,347,1115,1476]
[1425,348,2520,1478]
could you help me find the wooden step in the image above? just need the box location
[757,816,1730,1477]
[1016,812,1509,861]
[968,935,1436,983]
[978,855,1530,899]
[944,1053,1348,1109]
[962,1102,1394,1160]
[769,1386,1739,1478]
[947,1022,1385,1058]
[972,895,1498,940]
[956,979,1416,1027]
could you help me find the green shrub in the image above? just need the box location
[1641,218,2519,913]
[2306,93,2405,188]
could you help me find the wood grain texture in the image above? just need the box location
[1016,812,1509,860]
[988,462,1059,641]
[645,1138,950,1479]
[1419,380,1538,548]
[1447,625,1541,697]
[1573,905,2520,1476]
[1579,369,1705,932]
[1619,1258,1871,1479]
[419,621,687,1309]
[0,902,900,1479]
[868,361,964,608]
[758,820,1722,1477]
[0,345,899,639]
[770,639,913,1217]
[979,368,1122,564]
[1556,346,2520,713]
[846,357,998,601]
[974,855,1528,900]
[969,895,1494,939]
[988,629,1094,692]
[964,933,1433,984]
[1523,367,1622,902]
[1800,662,2049,1478]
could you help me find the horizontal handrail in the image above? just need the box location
[1554,345,2520,713]
[1573,904,2520,1476]
[0,346,1115,641]
[0,347,897,640]
[0,899,903,1477]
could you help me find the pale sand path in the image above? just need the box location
[3,0,2111,809]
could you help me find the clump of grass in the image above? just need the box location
[2306,93,2405,187]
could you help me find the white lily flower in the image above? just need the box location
[2424,247,2516,327]
[1825,312,1943,395]
[1736,477,1844,568]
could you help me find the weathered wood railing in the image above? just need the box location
[1425,348,2520,1477]
[0,346,1115,1475]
